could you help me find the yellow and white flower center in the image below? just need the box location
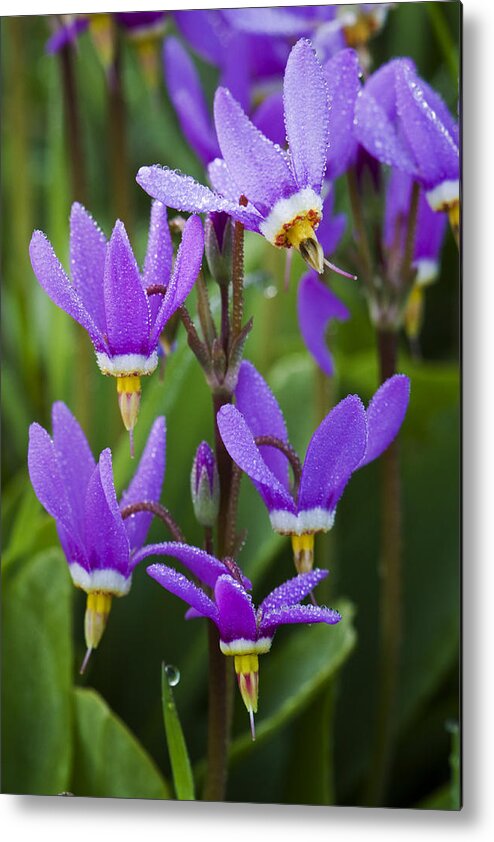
[269,507,335,536]
[95,351,158,377]
[259,188,323,269]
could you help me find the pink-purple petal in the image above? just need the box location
[298,395,367,514]
[120,416,166,551]
[283,38,329,192]
[29,231,107,352]
[164,36,220,166]
[28,422,79,538]
[136,165,261,230]
[324,48,361,180]
[259,603,341,638]
[251,91,286,148]
[259,568,328,615]
[359,375,410,468]
[84,451,130,575]
[52,401,95,525]
[297,272,350,378]
[132,541,230,588]
[103,221,152,356]
[217,404,296,515]
[147,563,218,620]
[214,575,257,643]
[235,360,290,491]
[150,214,204,347]
[69,202,108,334]
[214,86,296,216]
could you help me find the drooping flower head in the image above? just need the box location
[28,402,166,671]
[140,541,340,738]
[218,361,410,572]
[138,38,348,275]
[29,203,203,450]
[354,58,460,226]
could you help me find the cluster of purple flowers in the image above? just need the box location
[28,12,458,738]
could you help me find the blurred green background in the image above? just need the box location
[1,3,460,807]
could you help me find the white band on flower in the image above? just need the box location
[269,507,336,535]
[260,187,323,245]
[69,564,132,596]
[220,637,273,656]
[95,351,159,377]
[425,180,459,212]
[413,258,439,287]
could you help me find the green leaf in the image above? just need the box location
[2,482,54,569]
[71,687,171,799]
[1,548,73,794]
[229,599,356,760]
[161,663,195,800]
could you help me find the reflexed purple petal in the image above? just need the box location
[259,603,341,637]
[383,168,412,251]
[174,10,227,65]
[252,91,286,148]
[219,31,251,112]
[359,375,410,468]
[414,192,447,264]
[52,401,95,528]
[103,221,151,356]
[207,159,262,225]
[297,272,349,377]
[283,38,329,192]
[222,7,314,36]
[28,422,79,538]
[235,360,290,491]
[419,77,459,146]
[214,86,297,216]
[147,563,218,620]
[132,541,229,588]
[354,62,417,175]
[84,451,130,575]
[70,202,107,333]
[298,395,367,514]
[116,11,165,32]
[324,48,361,179]
[142,201,173,291]
[214,575,257,643]
[29,231,108,353]
[164,37,220,166]
[259,569,328,614]
[217,405,296,515]
[120,416,166,551]
[395,62,459,188]
[150,214,204,346]
[137,165,261,230]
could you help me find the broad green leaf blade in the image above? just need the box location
[161,663,195,801]
[1,548,73,794]
[2,483,55,569]
[71,687,171,799]
[229,599,356,760]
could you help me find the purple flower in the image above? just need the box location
[191,441,220,528]
[28,402,166,670]
[29,203,204,441]
[354,58,459,221]
[163,36,286,168]
[143,541,340,738]
[137,38,333,274]
[217,361,410,571]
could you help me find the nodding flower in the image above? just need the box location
[138,38,353,279]
[28,403,166,673]
[141,541,340,739]
[217,361,410,572]
[29,203,203,452]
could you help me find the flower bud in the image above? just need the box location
[204,213,232,287]
[191,441,220,527]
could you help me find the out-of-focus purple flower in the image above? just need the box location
[191,441,220,527]
[29,203,204,443]
[218,361,410,572]
[28,403,166,670]
[163,36,286,168]
[138,38,334,274]
[384,168,447,339]
[144,541,340,738]
[324,47,362,180]
[355,58,459,221]
[46,15,89,54]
